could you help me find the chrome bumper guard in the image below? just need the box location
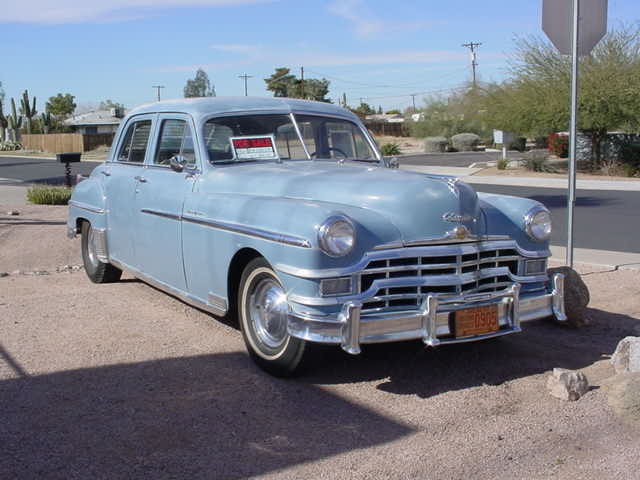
[288,273,567,355]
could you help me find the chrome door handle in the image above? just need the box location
[101,171,111,176]
[134,176,147,183]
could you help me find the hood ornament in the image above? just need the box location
[447,225,470,240]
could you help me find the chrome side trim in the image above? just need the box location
[182,215,312,249]
[276,240,550,279]
[69,200,105,215]
[208,292,228,313]
[140,208,181,221]
[109,258,228,317]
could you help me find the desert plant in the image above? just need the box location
[622,164,638,177]
[0,100,7,142]
[497,158,509,170]
[8,98,22,142]
[26,185,72,205]
[20,90,37,134]
[0,140,22,151]
[525,153,549,172]
[424,136,449,153]
[40,112,52,134]
[451,133,480,152]
[380,143,401,156]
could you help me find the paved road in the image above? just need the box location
[2,155,638,253]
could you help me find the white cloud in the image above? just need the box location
[0,0,273,24]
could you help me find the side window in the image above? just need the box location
[155,119,197,166]
[117,120,152,163]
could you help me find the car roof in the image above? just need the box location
[127,96,359,123]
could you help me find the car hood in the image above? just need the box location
[204,161,484,244]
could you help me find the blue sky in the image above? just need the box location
[0,0,636,113]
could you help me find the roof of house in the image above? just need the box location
[364,113,405,123]
[127,97,358,123]
[64,109,127,127]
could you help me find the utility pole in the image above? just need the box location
[152,85,165,102]
[300,66,305,99]
[410,93,417,111]
[461,42,482,87]
[238,74,253,96]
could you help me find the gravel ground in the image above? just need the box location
[1,206,640,479]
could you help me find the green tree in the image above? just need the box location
[184,69,215,98]
[99,99,125,110]
[484,25,640,168]
[46,93,76,117]
[264,67,331,102]
[352,102,375,117]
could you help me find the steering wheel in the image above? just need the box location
[309,147,348,159]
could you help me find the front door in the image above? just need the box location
[134,114,199,292]
[104,115,155,267]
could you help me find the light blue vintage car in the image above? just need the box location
[67,97,567,376]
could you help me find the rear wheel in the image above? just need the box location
[238,257,306,377]
[81,221,122,284]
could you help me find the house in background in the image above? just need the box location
[64,107,127,134]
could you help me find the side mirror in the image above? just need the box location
[169,155,187,172]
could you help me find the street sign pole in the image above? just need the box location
[566,0,580,268]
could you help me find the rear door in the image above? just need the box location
[104,115,155,267]
[133,113,199,291]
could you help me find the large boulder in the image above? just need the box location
[548,266,590,328]
[546,368,589,401]
[424,136,448,153]
[612,337,640,374]
[607,373,640,428]
[451,133,480,152]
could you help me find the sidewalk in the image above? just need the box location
[400,164,640,191]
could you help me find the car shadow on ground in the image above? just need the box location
[300,308,638,398]
[0,350,412,479]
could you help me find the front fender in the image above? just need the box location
[67,168,108,234]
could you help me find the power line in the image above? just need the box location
[238,74,253,96]
[152,85,165,102]
[462,41,482,87]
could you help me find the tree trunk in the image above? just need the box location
[589,129,607,171]
[0,127,5,143]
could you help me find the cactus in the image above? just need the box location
[41,111,52,134]
[0,100,7,142]
[8,98,22,142]
[20,90,37,134]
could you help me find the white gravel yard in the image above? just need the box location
[1,206,640,479]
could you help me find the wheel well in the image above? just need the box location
[76,217,89,233]
[227,248,263,320]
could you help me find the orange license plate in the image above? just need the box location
[455,305,499,338]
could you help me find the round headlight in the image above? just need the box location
[525,207,552,241]
[318,216,356,257]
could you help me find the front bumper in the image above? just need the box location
[287,273,567,354]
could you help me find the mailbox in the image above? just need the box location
[56,152,82,163]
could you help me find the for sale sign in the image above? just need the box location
[230,135,279,160]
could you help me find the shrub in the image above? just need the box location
[525,153,549,172]
[26,185,73,205]
[424,136,449,153]
[622,164,639,177]
[380,143,401,156]
[534,136,549,149]
[548,133,569,158]
[451,133,480,152]
[509,137,527,152]
[497,158,509,170]
[0,141,22,151]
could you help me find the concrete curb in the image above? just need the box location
[550,246,640,272]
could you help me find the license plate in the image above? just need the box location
[455,305,499,338]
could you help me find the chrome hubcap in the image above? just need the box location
[249,278,289,349]
[87,227,99,268]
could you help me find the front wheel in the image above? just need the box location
[81,221,122,284]
[238,257,306,377]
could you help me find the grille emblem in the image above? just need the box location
[449,225,469,240]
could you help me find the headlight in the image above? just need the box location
[525,207,552,242]
[318,216,356,257]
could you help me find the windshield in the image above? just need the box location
[203,113,377,164]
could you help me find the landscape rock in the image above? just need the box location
[6,210,20,216]
[548,266,590,327]
[607,373,640,428]
[0,272,8,278]
[546,368,589,401]
[611,337,640,374]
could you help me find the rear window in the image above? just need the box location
[117,120,152,163]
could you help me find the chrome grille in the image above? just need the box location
[359,246,523,312]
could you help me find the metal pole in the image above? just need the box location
[566,0,580,268]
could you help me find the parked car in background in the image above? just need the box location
[67,97,567,376]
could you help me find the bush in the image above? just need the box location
[509,137,527,152]
[622,164,639,177]
[525,153,549,172]
[424,136,449,153]
[497,158,509,170]
[548,133,569,158]
[534,136,549,149]
[0,140,22,151]
[26,185,73,205]
[380,143,401,156]
[451,133,480,152]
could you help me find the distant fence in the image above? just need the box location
[364,121,408,137]
[21,133,115,153]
